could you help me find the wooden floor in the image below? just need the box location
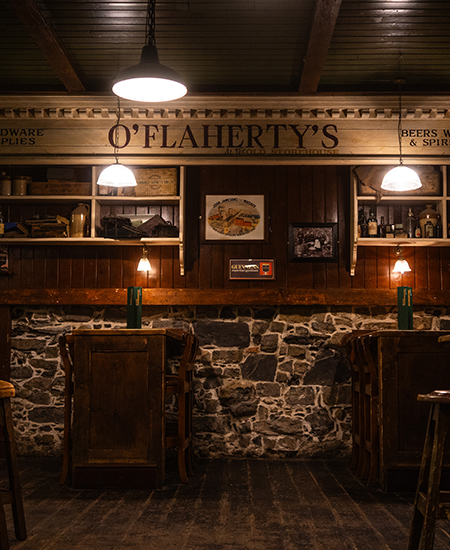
[4,456,450,550]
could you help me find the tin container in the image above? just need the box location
[0,173,11,196]
[12,176,28,196]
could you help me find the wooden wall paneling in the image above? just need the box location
[32,247,46,289]
[337,166,352,289]
[122,247,137,288]
[84,247,97,289]
[0,306,11,380]
[183,166,200,287]
[323,166,339,289]
[58,246,72,289]
[211,244,225,288]
[428,248,442,290]
[72,247,85,289]
[160,246,174,288]
[45,246,58,288]
[264,165,286,288]
[109,247,124,288]
[312,166,327,289]
[441,247,450,291]
[413,248,429,290]
[299,166,314,288]
[401,247,415,290]
[20,246,34,288]
[376,247,390,290]
[286,166,302,290]
[363,247,377,289]
[96,247,110,288]
[172,248,185,289]
[147,246,160,289]
[351,246,366,289]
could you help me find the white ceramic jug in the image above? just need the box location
[70,203,90,238]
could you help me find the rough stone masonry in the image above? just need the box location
[8,304,447,459]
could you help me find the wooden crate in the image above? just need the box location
[29,180,91,196]
[125,168,178,197]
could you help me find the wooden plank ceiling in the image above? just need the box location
[0,0,449,95]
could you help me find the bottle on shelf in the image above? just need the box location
[0,207,4,238]
[379,216,387,238]
[414,216,421,238]
[419,204,437,236]
[424,219,435,238]
[435,214,443,238]
[404,208,417,238]
[367,206,378,238]
[359,209,369,237]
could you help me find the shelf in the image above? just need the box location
[357,238,450,247]
[350,165,449,276]
[0,165,186,275]
[0,237,180,246]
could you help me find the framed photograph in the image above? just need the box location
[204,195,265,241]
[289,223,338,262]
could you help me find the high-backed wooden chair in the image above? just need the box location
[165,332,199,483]
[359,334,379,486]
[58,333,74,485]
[0,380,27,549]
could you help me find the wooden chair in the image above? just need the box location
[165,332,199,483]
[408,390,450,550]
[359,334,379,486]
[0,380,27,549]
[58,333,74,485]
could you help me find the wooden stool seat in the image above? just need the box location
[0,380,27,549]
[408,390,450,550]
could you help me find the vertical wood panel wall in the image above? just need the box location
[0,164,448,293]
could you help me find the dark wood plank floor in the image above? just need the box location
[4,456,450,549]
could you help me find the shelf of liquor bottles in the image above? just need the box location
[350,165,450,276]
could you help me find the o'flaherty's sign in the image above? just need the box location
[1,94,450,162]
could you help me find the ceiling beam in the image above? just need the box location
[7,0,86,93]
[298,0,342,93]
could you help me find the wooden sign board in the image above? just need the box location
[229,259,275,280]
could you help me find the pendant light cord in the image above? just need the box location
[114,97,121,164]
[397,79,403,165]
[146,0,156,47]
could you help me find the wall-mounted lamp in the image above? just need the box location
[137,246,152,272]
[381,78,422,192]
[392,245,411,274]
[97,99,137,188]
[112,0,187,102]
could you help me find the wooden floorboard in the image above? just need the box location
[2,456,450,550]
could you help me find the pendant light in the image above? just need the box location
[137,246,152,272]
[97,99,136,188]
[112,0,187,103]
[392,245,411,274]
[381,79,422,192]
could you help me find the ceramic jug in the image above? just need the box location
[70,203,90,238]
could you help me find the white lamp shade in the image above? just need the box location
[393,258,411,274]
[97,163,137,188]
[137,256,152,272]
[112,45,187,103]
[381,166,422,192]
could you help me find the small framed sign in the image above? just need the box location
[229,259,275,280]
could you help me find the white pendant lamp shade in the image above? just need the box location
[137,247,152,272]
[112,45,187,103]
[393,258,412,274]
[97,163,137,188]
[381,165,422,192]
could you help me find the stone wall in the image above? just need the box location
[9,304,448,458]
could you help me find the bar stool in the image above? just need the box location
[408,390,450,550]
[0,380,27,549]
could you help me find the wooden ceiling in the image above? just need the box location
[0,0,449,96]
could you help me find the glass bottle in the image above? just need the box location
[435,214,443,238]
[367,206,378,238]
[404,208,417,238]
[414,216,421,238]
[359,210,369,238]
[425,219,434,238]
[419,204,437,236]
[379,216,386,238]
[0,207,4,238]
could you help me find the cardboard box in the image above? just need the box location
[133,168,178,197]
